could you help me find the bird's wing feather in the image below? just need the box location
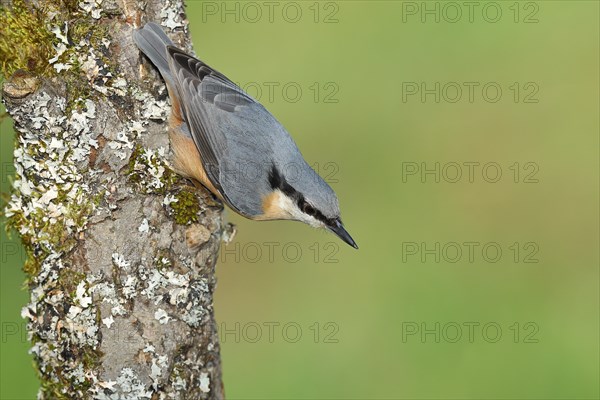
[168,47,284,216]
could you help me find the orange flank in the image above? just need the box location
[169,124,223,199]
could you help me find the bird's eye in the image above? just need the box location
[301,202,316,216]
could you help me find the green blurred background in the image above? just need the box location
[1,1,599,399]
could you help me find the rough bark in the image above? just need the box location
[1,0,228,398]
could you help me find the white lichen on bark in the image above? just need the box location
[1,0,226,398]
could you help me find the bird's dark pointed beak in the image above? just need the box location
[328,218,358,249]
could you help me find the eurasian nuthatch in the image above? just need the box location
[133,22,357,249]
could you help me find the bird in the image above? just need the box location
[133,22,357,249]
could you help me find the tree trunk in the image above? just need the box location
[1,0,227,398]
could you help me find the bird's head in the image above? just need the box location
[258,164,358,249]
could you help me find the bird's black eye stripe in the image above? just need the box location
[269,165,299,200]
[268,165,282,190]
[301,202,316,216]
[299,199,335,225]
[268,165,334,225]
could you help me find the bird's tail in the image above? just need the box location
[133,22,175,82]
